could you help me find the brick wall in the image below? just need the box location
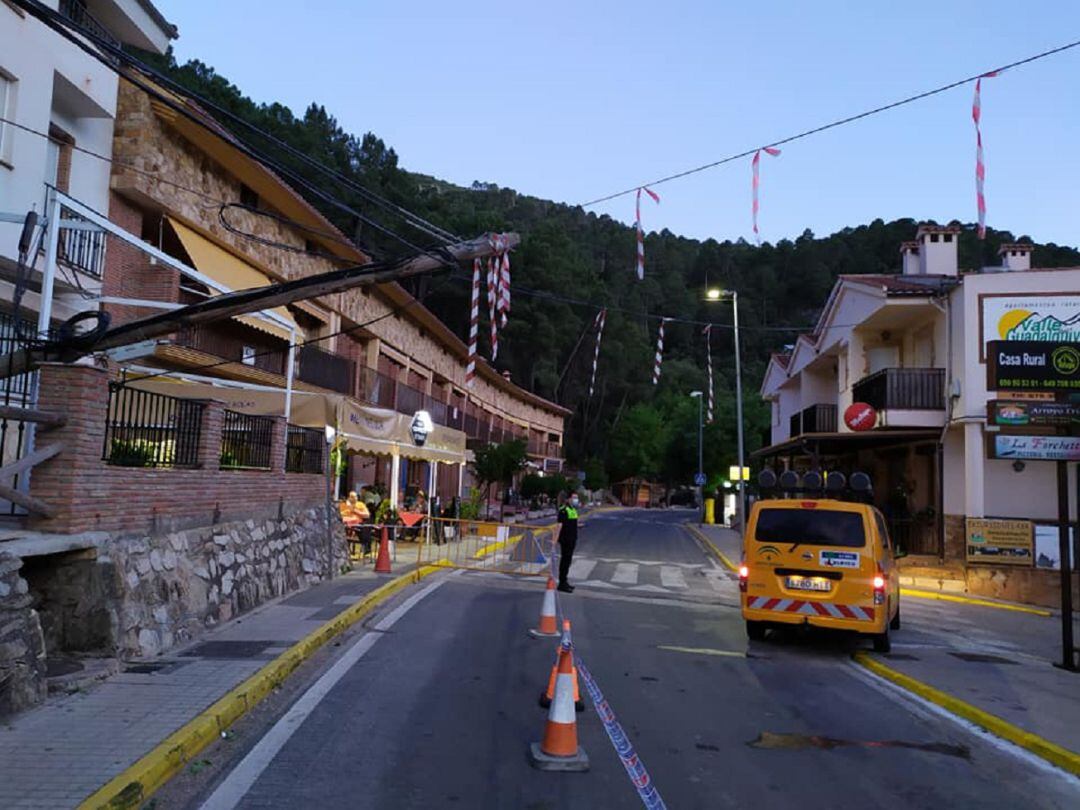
[101,192,179,325]
[28,364,325,536]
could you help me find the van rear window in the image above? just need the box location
[754,508,866,548]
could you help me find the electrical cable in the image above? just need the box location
[579,38,1080,207]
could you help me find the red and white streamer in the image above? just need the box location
[652,318,668,386]
[465,258,481,388]
[589,308,606,399]
[487,253,499,360]
[972,72,1000,240]
[751,147,781,242]
[703,324,714,424]
[635,186,660,280]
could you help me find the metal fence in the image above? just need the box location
[0,313,43,517]
[103,383,203,468]
[220,410,274,470]
[286,424,324,474]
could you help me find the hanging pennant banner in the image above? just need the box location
[465,258,481,388]
[635,186,660,280]
[751,147,781,242]
[589,308,606,399]
[972,71,1000,240]
[652,318,668,385]
[703,324,714,423]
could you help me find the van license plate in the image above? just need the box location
[786,576,830,592]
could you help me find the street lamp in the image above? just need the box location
[324,424,337,580]
[689,391,704,522]
[705,289,746,532]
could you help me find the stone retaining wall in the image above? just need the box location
[0,553,46,715]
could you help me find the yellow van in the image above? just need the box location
[740,472,901,652]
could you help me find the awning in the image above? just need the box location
[166,216,299,342]
[753,429,941,459]
[127,376,334,426]
[338,399,466,463]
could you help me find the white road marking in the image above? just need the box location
[846,661,1080,787]
[200,578,448,810]
[660,566,688,589]
[577,579,619,589]
[569,558,598,580]
[611,562,639,585]
[628,584,670,594]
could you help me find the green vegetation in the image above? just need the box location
[471,439,528,503]
[139,49,1080,487]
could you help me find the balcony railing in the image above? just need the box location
[789,403,838,438]
[58,219,106,279]
[176,325,287,376]
[528,440,563,458]
[852,368,945,411]
[59,0,121,53]
[297,345,354,394]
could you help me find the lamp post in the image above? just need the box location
[324,424,337,580]
[690,391,704,521]
[706,288,746,531]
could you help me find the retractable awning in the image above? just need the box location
[166,216,299,342]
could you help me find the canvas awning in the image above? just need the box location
[125,376,467,464]
[167,216,299,342]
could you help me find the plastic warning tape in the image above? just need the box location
[746,596,875,621]
[576,658,667,810]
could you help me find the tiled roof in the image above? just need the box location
[840,274,955,296]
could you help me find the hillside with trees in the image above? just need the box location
[136,50,1080,491]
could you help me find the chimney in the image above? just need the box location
[915,224,960,276]
[998,243,1033,271]
[899,241,921,275]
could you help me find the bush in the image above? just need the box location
[108,439,156,467]
[520,474,545,499]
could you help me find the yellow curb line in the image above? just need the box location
[900,588,1052,617]
[684,523,739,571]
[79,563,447,810]
[473,534,523,559]
[853,651,1080,777]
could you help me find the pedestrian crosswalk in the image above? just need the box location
[564,555,736,597]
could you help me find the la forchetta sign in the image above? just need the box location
[990,434,1080,462]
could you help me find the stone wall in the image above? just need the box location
[943,513,966,561]
[107,505,345,658]
[0,553,46,716]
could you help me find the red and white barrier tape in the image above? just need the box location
[972,72,1000,240]
[751,147,781,242]
[703,324,714,423]
[635,187,660,280]
[589,308,606,399]
[652,318,668,386]
[465,258,481,388]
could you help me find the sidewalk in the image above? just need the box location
[689,521,1080,771]
[0,549,427,810]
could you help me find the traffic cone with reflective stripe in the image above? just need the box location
[528,638,589,771]
[528,577,559,638]
[540,620,583,712]
[374,526,392,574]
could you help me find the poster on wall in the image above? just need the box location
[965,518,1034,565]
[1033,524,1077,570]
[980,294,1080,361]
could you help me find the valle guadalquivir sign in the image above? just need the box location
[844,402,877,432]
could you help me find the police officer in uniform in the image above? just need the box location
[556,491,581,593]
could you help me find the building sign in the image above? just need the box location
[986,341,1080,393]
[988,400,1080,426]
[981,294,1080,360]
[843,402,877,431]
[989,434,1080,461]
[966,518,1033,565]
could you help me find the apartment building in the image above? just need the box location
[759,224,1080,605]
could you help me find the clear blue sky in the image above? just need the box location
[157,0,1080,248]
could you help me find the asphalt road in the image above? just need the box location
[170,509,1080,809]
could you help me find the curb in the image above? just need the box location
[852,651,1080,777]
[79,563,446,810]
[684,523,738,572]
[900,588,1052,617]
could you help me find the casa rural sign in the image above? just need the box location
[986,340,1080,393]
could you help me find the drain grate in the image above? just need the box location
[124,662,171,674]
[949,652,1018,665]
[181,640,281,659]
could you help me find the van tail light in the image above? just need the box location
[738,564,749,593]
[873,567,886,605]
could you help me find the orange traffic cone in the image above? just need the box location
[528,638,589,771]
[540,620,584,712]
[528,577,560,638]
[374,526,392,574]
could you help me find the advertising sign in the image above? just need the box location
[986,341,1080,393]
[989,434,1080,462]
[966,518,1033,565]
[988,400,1080,426]
[980,294,1080,361]
[843,402,877,431]
[1034,524,1077,570]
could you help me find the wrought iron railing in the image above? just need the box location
[103,383,203,468]
[852,368,945,411]
[57,216,107,279]
[297,345,354,393]
[0,313,43,516]
[789,403,838,437]
[175,324,287,375]
[59,0,121,53]
[285,424,324,474]
[220,410,274,470]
